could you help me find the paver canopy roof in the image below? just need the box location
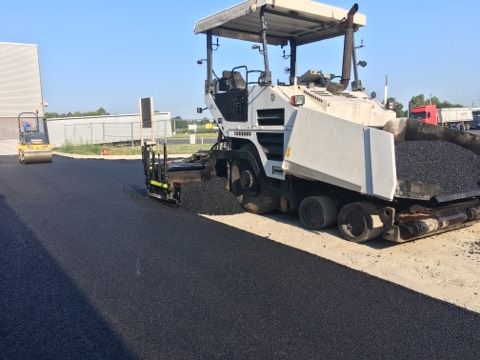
[194,0,366,46]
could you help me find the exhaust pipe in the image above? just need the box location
[340,4,358,91]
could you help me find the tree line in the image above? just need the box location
[45,107,110,119]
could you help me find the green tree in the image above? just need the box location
[96,107,108,115]
[44,112,59,118]
[409,94,465,109]
[387,97,407,117]
[438,100,464,108]
[409,94,427,108]
[44,107,110,119]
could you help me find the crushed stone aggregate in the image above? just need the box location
[395,140,480,196]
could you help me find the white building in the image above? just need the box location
[0,42,44,140]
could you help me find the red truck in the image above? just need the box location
[410,105,473,130]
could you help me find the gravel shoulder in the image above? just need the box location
[204,212,480,313]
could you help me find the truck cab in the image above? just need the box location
[410,105,438,125]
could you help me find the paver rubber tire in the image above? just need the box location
[337,202,383,243]
[230,144,279,214]
[298,195,338,230]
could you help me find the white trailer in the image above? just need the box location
[438,108,473,129]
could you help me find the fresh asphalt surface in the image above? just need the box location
[1,156,480,359]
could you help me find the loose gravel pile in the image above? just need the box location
[180,177,244,215]
[468,241,480,255]
[395,140,480,196]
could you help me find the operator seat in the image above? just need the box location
[299,69,329,87]
[220,70,246,91]
[215,70,248,122]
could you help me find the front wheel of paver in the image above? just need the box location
[230,144,279,214]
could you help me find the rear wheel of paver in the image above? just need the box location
[298,196,338,230]
[230,144,279,214]
[337,202,384,243]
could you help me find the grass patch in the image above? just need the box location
[58,143,104,155]
[56,143,212,155]
[172,131,218,139]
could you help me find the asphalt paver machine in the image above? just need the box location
[18,112,52,164]
[143,0,480,243]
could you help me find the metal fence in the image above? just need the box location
[47,116,219,149]
[60,120,171,146]
[48,120,171,147]
[169,119,219,148]
[47,113,171,147]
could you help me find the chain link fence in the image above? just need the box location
[169,119,219,148]
[58,120,171,146]
[46,113,170,147]
[47,115,219,152]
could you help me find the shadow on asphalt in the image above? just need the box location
[0,193,135,359]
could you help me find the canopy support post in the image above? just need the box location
[206,31,214,94]
[289,38,297,86]
[259,6,272,85]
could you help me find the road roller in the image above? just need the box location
[18,112,52,164]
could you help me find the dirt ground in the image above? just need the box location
[204,212,480,313]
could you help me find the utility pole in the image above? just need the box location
[383,74,388,106]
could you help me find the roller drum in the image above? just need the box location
[22,151,52,164]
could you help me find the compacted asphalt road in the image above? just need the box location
[1,155,480,359]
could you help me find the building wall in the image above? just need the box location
[47,112,172,147]
[0,42,43,140]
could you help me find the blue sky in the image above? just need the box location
[2,1,479,117]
